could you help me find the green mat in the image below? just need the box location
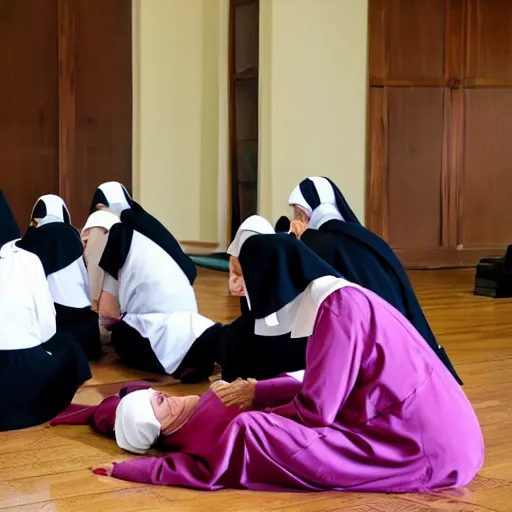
[190,253,229,272]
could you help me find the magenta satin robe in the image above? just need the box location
[111,287,484,492]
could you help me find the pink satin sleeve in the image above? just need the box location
[253,375,302,410]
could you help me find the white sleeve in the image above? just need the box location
[30,255,57,342]
[102,273,120,298]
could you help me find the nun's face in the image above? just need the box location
[292,205,309,224]
[228,256,246,296]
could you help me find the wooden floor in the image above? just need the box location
[1,268,511,511]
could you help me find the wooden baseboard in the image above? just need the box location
[180,240,219,255]
[395,247,505,269]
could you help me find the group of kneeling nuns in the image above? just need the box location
[0,178,483,493]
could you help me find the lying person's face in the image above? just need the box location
[149,390,200,436]
[228,256,246,296]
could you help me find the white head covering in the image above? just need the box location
[95,182,132,216]
[82,210,121,233]
[31,194,71,227]
[82,210,122,309]
[227,215,275,315]
[288,176,345,229]
[114,389,161,454]
[227,215,275,257]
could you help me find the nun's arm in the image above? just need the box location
[99,274,121,325]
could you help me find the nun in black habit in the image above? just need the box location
[82,210,221,383]
[0,190,20,246]
[219,215,309,382]
[16,195,101,360]
[281,176,462,385]
[90,181,196,285]
[0,241,91,431]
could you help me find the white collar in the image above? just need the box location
[291,276,361,338]
[309,203,345,229]
[254,291,305,336]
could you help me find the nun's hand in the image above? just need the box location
[211,378,256,411]
[290,220,307,239]
[92,463,114,477]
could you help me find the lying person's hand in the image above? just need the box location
[211,378,256,411]
[92,463,114,477]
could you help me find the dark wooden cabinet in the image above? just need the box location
[368,0,512,267]
[0,0,132,229]
[228,0,259,240]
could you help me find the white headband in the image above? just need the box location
[82,210,121,234]
[114,389,161,454]
[227,215,275,257]
[97,182,132,215]
[32,194,70,225]
[288,177,344,228]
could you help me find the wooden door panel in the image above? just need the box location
[466,0,512,83]
[460,89,512,248]
[234,79,258,141]
[0,0,59,229]
[387,88,444,250]
[65,0,132,227]
[370,0,447,84]
[233,1,259,75]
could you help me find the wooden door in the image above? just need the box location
[460,0,512,249]
[0,0,60,229]
[368,0,511,268]
[59,0,132,227]
[228,0,259,240]
[0,0,132,232]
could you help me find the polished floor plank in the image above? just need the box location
[0,267,511,511]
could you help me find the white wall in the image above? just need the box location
[259,0,368,223]
[132,0,227,244]
[133,0,368,245]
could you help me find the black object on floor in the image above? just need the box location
[474,245,512,298]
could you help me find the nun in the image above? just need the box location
[0,190,20,246]
[0,240,91,431]
[284,176,462,384]
[16,195,101,360]
[219,215,308,382]
[82,210,222,382]
[90,181,196,285]
[91,234,483,492]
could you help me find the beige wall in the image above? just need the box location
[133,0,368,246]
[259,0,368,223]
[132,0,228,244]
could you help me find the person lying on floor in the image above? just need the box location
[87,234,483,493]
[16,195,101,360]
[82,210,221,383]
[0,240,91,431]
[0,189,20,247]
[50,375,301,454]
[89,181,196,290]
[278,176,462,385]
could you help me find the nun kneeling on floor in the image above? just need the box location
[0,241,91,432]
[16,195,101,361]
